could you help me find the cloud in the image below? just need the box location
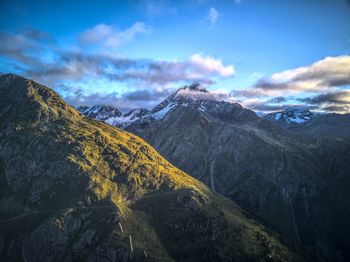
[0,28,236,109]
[207,7,219,29]
[65,87,174,112]
[301,90,350,105]
[299,90,350,113]
[322,105,350,113]
[245,102,299,112]
[78,22,150,49]
[253,56,350,95]
[190,54,235,77]
[231,56,350,113]
[177,88,231,101]
[138,0,177,17]
[66,91,120,108]
[123,89,152,101]
[21,52,234,89]
[0,29,235,89]
[267,96,287,104]
[0,29,53,65]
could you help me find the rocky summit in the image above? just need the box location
[0,74,301,261]
[264,107,315,125]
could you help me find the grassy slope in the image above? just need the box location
[0,74,301,261]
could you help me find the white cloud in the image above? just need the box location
[78,22,150,49]
[177,87,231,101]
[256,56,350,94]
[231,56,350,113]
[190,54,235,78]
[141,0,177,17]
[207,7,219,29]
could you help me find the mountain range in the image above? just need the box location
[0,74,303,261]
[79,83,350,261]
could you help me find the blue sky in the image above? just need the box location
[1,0,350,112]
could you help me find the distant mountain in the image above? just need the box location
[264,107,315,125]
[77,106,151,128]
[287,113,350,142]
[265,108,350,142]
[77,105,122,121]
[0,75,300,261]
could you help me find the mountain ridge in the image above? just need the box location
[0,74,300,261]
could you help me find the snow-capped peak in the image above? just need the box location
[181,83,209,93]
[77,105,122,121]
[265,107,315,124]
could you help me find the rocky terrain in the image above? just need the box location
[77,105,123,121]
[0,74,301,261]
[264,108,316,125]
[122,84,350,261]
[77,106,152,129]
[264,108,350,142]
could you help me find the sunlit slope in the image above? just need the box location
[0,74,300,261]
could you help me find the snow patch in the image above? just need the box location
[152,103,176,120]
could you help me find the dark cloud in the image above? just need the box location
[246,102,296,112]
[322,105,350,113]
[250,56,350,95]
[64,86,175,111]
[123,89,152,101]
[267,96,286,103]
[232,56,350,113]
[0,28,54,66]
[301,91,350,105]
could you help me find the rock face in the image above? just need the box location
[124,85,350,261]
[265,108,350,142]
[77,105,123,121]
[0,75,300,261]
[77,106,151,129]
[285,113,350,142]
[264,107,315,125]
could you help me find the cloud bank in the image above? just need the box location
[0,27,235,109]
[233,56,350,113]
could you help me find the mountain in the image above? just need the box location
[265,108,350,142]
[77,106,151,128]
[77,105,123,121]
[0,74,300,261]
[264,108,315,125]
[123,84,350,261]
[287,113,350,142]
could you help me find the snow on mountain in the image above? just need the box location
[78,83,247,128]
[150,83,242,117]
[265,107,315,124]
[77,106,150,128]
[77,105,122,121]
[105,108,151,128]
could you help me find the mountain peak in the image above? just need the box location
[265,106,315,124]
[178,82,208,93]
[0,73,79,126]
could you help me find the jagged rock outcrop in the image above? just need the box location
[264,108,315,125]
